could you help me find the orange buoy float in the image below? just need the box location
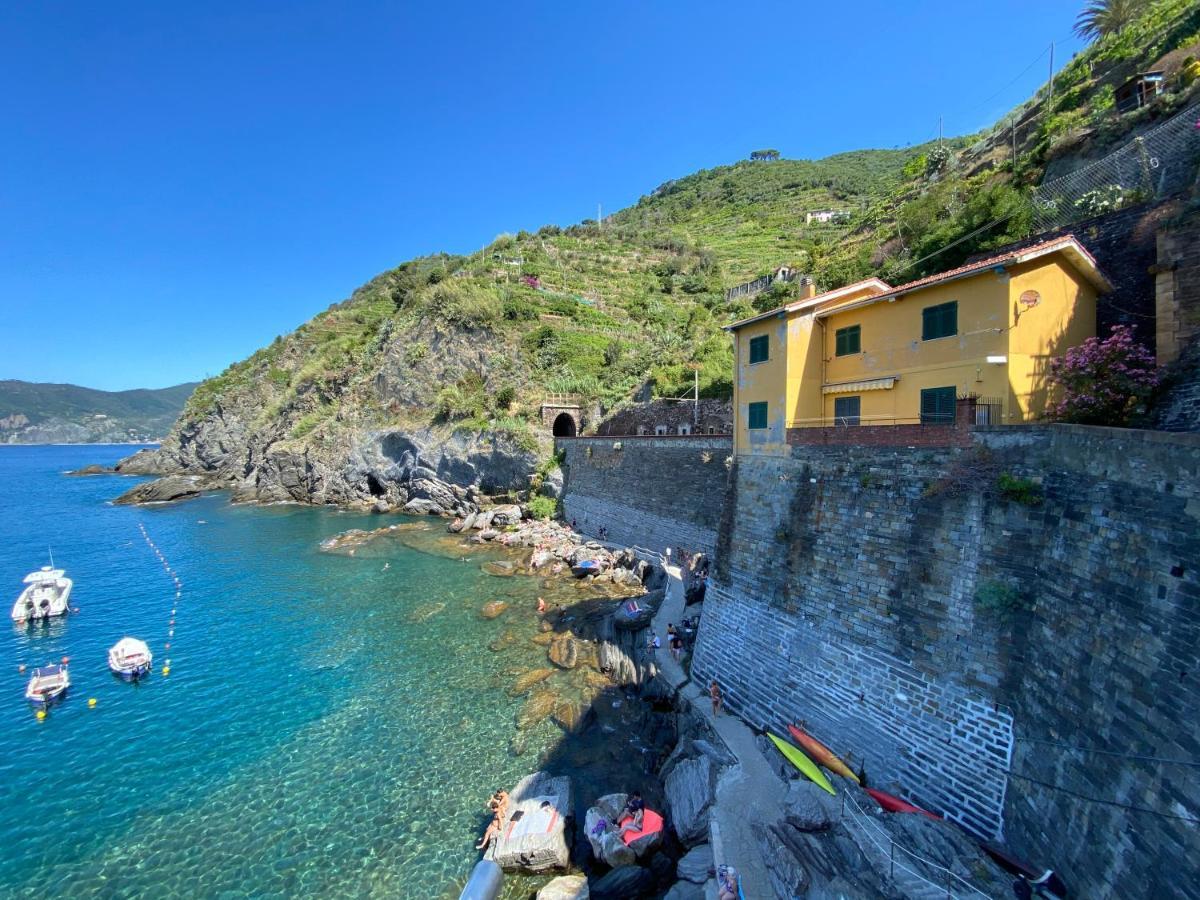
[61,656,70,664]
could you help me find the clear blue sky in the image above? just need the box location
[0,1,1087,390]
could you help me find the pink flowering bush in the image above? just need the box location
[1047,325,1159,426]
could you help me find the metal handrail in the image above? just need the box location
[840,789,992,899]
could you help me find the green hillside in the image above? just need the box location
[170,0,1200,466]
[0,380,198,443]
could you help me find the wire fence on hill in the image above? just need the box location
[1031,102,1200,231]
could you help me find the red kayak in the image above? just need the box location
[787,724,859,783]
[864,788,942,820]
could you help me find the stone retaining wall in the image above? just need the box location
[692,425,1200,899]
[558,436,731,557]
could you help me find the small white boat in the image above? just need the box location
[25,664,70,707]
[108,637,153,681]
[11,565,73,623]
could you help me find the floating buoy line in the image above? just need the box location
[137,522,179,678]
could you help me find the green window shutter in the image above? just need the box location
[920,386,957,424]
[833,396,860,426]
[748,401,768,429]
[835,325,861,356]
[922,301,958,340]
[748,335,769,364]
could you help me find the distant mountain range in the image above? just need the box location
[0,380,198,444]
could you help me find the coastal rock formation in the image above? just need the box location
[488,771,571,873]
[113,474,217,505]
[66,464,113,476]
[661,881,705,900]
[675,843,713,883]
[589,865,653,900]
[115,448,172,475]
[784,779,839,832]
[663,754,718,847]
[536,875,589,900]
[125,376,541,511]
[584,795,638,869]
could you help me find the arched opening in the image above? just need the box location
[552,413,577,437]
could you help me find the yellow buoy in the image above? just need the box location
[162,666,170,676]
[35,710,46,720]
[88,698,97,708]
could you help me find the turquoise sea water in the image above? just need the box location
[0,445,602,899]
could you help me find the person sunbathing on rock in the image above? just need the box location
[475,810,502,850]
[616,791,645,837]
[491,789,510,819]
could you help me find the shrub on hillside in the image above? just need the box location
[421,282,502,330]
[526,495,559,520]
[1046,325,1159,426]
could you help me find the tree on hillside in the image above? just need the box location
[750,149,781,161]
[1074,0,1147,41]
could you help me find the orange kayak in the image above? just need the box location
[787,724,860,783]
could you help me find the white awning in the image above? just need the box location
[822,377,897,395]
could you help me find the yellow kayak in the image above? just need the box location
[768,733,836,795]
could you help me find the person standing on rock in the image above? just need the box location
[648,633,661,655]
[710,680,723,717]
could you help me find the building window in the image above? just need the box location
[678,424,691,435]
[833,396,860,426]
[747,402,768,430]
[920,386,957,425]
[922,301,958,341]
[748,335,769,364]
[654,424,668,436]
[835,325,861,356]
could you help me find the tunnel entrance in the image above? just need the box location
[552,413,578,437]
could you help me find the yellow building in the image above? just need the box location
[726,236,1112,454]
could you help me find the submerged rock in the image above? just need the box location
[482,560,516,577]
[509,668,555,696]
[517,689,558,730]
[480,600,509,619]
[551,698,590,734]
[547,635,579,669]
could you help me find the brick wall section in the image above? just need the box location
[594,399,732,437]
[1153,211,1200,431]
[559,436,731,556]
[692,425,1200,898]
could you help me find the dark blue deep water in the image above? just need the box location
[0,445,583,899]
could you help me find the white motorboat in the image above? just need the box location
[25,664,70,707]
[11,565,73,623]
[108,637,153,681]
